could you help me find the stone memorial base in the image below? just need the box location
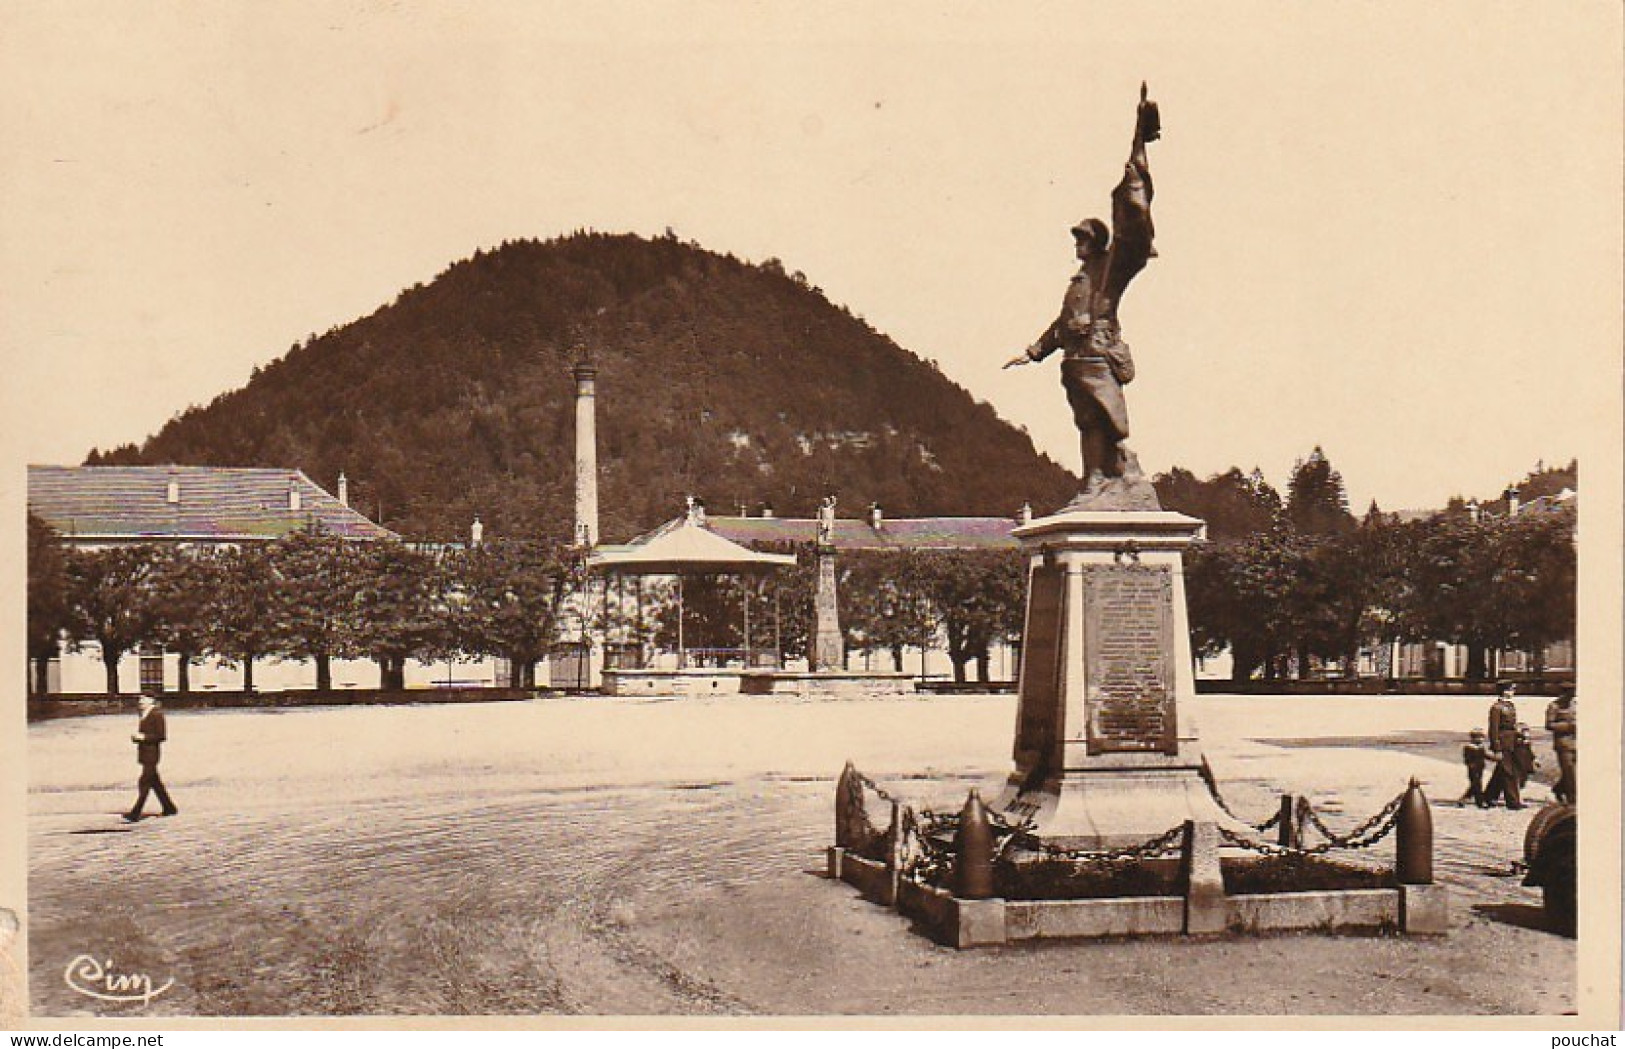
[1000,763,1241,849]
[997,508,1251,847]
[823,504,1448,944]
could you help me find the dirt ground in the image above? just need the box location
[24,692,1576,1018]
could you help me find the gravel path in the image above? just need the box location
[26,693,1575,1017]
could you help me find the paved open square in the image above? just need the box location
[27,692,1574,1017]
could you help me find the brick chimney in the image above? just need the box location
[868,503,883,531]
[166,478,180,505]
[288,479,302,512]
[471,516,484,547]
[337,472,349,507]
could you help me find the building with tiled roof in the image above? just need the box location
[27,466,432,695]
[27,465,396,545]
[640,505,1028,553]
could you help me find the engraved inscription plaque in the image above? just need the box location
[1083,563,1177,755]
[1013,562,1065,770]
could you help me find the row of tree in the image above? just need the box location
[27,452,1576,693]
[27,519,582,694]
[27,517,1031,693]
[1184,504,1576,681]
[1163,451,1577,682]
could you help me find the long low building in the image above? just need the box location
[28,464,397,548]
[26,465,475,694]
[698,504,1027,552]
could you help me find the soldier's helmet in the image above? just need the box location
[1071,218,1110,250]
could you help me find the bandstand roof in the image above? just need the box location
[588,515,797,575]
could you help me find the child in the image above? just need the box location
[1461,728,1490,808]
[1514,723,1540,791]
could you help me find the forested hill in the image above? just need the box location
[93,233,1078,542]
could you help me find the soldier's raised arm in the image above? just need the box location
[1101,84,1160,310]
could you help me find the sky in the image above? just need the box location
[1,1,1620,513]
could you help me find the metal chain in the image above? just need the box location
[1199,761,1285,833]
[1298,792,1406,848]
[1218,791,1406,857]
[1004,823,1188,866]
[852,764,1405,876]
[850,767,906,808]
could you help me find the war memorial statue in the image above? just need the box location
[828,83,1445,946]
[1006,82,1162,511]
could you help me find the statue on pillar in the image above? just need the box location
[1006,83,1163,512]
[816,495,837,547]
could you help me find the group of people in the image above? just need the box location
[1460,681,1577,811]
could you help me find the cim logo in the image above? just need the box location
[64,954,174,1006]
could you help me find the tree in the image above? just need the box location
[840,550,935,672]
[266,526,365,691]
[1400,511,1506,680]
[206,545,280,692]
[1184,529,1298,682]
[1491,504,1576,676]
[1154,466,1282,542]
[917,549,1027,683]
[352,542,445,690]
[448,540,582,688]
[1285,447,1354,537]
[64,544,163,695]
[26,513,71,695]
[1280,532,1380,679]
[147,546,223,694]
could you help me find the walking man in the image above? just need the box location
[1484,682,1524,810]
[124,693,177,822]
[1545,684,1577,804]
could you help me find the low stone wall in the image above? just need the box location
[915,679,1017,695]
[1224,888,1396,933]
[27,688,538,722]
[1006,896,1185,939]
[826,838,1449,946]
[827,848,896,906]
[1196,678,1570,696]
[739,671,914,697]
[600,669,745,696]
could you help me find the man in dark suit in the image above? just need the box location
[1483,682,1524,809]
[1545,684,1577,803]
[124,693,177,822]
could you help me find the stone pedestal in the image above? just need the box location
[997,509,1235,847]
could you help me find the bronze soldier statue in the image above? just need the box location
[1006,83,1161,507]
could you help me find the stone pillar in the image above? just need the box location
[812,543,843,671]
[572,358,599,548]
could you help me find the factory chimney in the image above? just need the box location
[573,355,600,547]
